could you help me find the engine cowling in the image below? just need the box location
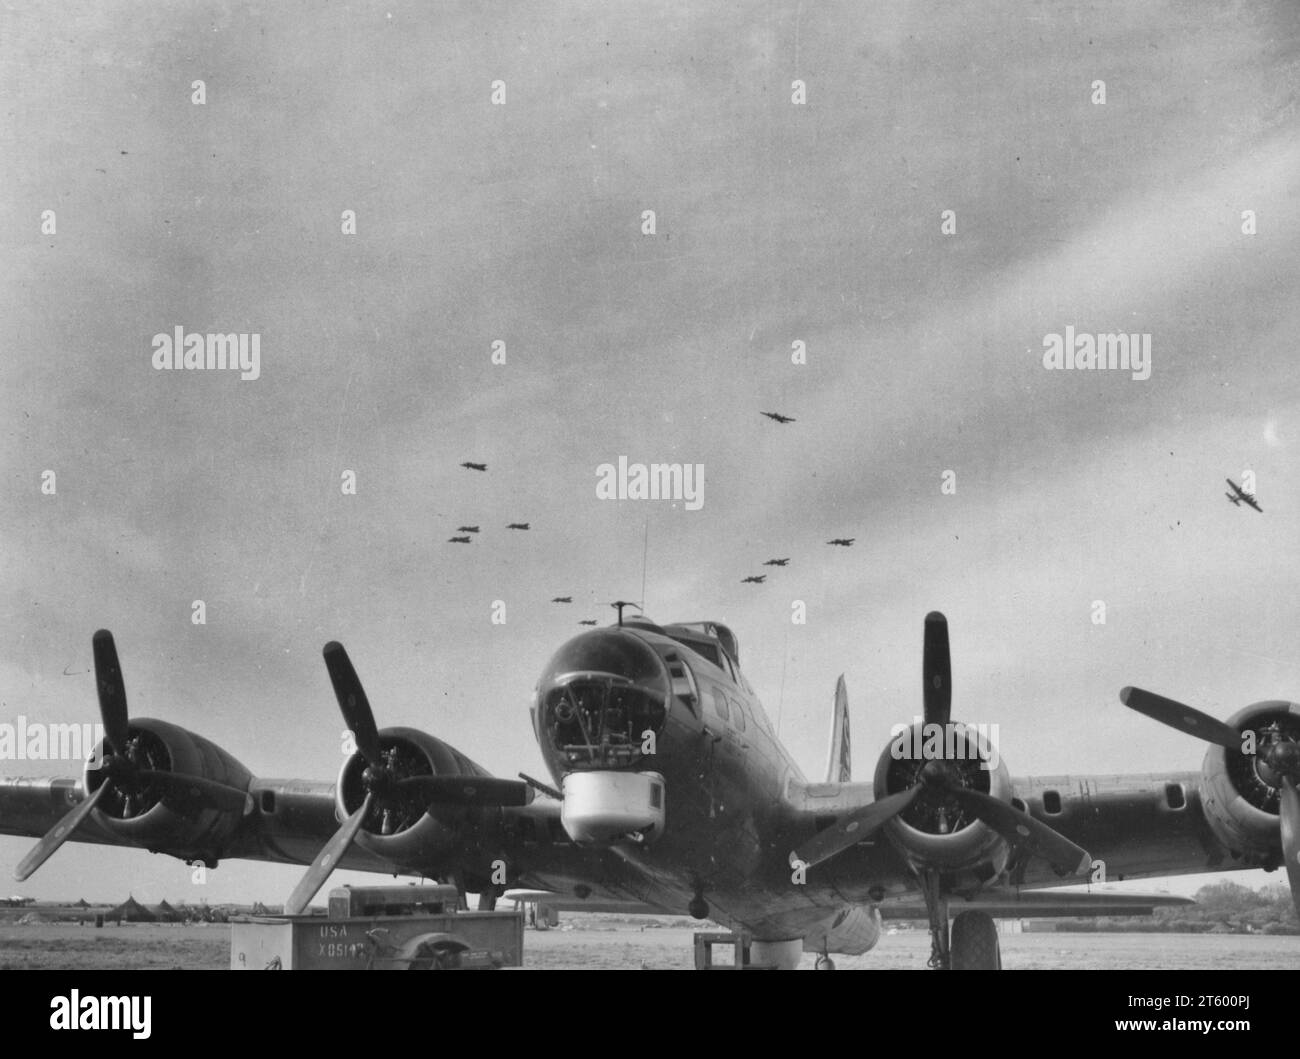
[1199,700,1300,866]
[333,726,489,869]
[874,721,1013,887]
[82,718,252,858]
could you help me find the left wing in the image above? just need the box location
[0,632,646,910]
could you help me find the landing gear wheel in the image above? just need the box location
[950,911,1001,970]
[814,954,836,970]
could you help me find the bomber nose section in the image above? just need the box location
[535,629,671,844]
[535,629,671,770]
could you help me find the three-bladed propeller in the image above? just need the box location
[1121,685,1300,918]
[284,641,532,914]
[14,630,253,882]
[791,613,1089,875]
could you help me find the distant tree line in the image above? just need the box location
[1052,882,1298,935]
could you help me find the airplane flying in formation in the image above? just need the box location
[457,526,480,534]
[761,411,795,424]
[740,575,766,584]
[577,620,598,627]
[763,558,790,567]
[460,462,487,472]
[507,523,530,531]
[2,614,1296,970]
[1224,478,1263,512]
[827,538,855,547]
[551,597,573,604]
[447,536,472,544]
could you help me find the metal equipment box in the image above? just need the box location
[231,886,524,970]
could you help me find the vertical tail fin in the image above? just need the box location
[824,675,852,783]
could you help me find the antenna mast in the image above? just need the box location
[640,518,649,611]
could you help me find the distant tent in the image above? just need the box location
[155,900,183,923]
[106,895,156,923]
[75,898,91,909]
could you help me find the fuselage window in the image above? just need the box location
[709,686,730,721]
[731,694,747,731]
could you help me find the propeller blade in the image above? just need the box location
[284,791,374,914]
[136,770,254,815]
[14,783,109,882]
[1280,777,1300,922]
[92,630,130,754]
[1119,687,1240,751]
[789,787,921,870]
[945,785,1090,875]
[322,642,383,768]
[394,775,532,807]
[922,612,952,726]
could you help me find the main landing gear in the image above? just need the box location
[920,870,1001,970]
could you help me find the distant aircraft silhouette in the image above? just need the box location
[448,536,472,544]
[763,558,790,567]
[461,462,487,472]
[457,526,480,533]
[507,522,530,530]
[761,412,795,424]
[578,620,598,626]
[741,575,767,584]
[551,597,573,603]
[1224,478,1262,513]
[827,538,855,547]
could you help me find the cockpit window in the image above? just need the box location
[668,636,721,669]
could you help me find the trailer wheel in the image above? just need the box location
[400,933,471,970]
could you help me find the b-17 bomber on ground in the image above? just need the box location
[3,611,1294,970]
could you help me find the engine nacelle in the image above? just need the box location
[83,718,252,857]
[803,905,882,956]
[874,721,1013,886]
[334,726,489,868]
[1199,700,1300,866]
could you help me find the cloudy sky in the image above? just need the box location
[2,0,1299,903]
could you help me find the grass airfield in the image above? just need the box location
[1,915,1297,970]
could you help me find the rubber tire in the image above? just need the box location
[950,911,1001,970]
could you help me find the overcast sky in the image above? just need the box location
[2,0,1299,903]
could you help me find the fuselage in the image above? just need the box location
[516,617,1230,946]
